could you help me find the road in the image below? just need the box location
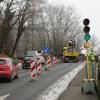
[0,62,82,100]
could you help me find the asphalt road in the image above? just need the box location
[0,62,82,100]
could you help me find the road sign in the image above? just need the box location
[84,42,91,48]
[43,47,50,53]
[84,34,91,41]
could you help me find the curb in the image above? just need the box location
[36,63,85,100]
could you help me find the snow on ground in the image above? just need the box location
[36,63,85,100]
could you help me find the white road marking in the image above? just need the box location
[0,94,10,100]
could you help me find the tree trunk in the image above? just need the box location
[11,32,22,56]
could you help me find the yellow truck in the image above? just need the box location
[62,47,80,63]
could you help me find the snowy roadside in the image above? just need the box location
[36,63,85,100]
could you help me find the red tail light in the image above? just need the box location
[2,65,11,71]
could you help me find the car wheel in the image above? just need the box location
[8,75,13,82]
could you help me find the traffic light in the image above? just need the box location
[83,26,90,33]
[83,18,91,41]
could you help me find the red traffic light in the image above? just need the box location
[83,18,90,26]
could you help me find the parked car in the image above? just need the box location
[22,56,33,69]
[22,51,38,69]
[0,57,19,82]
[22,50,45,69]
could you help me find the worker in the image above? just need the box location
[90,49,95,62]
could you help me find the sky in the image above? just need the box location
[48,0,100,41]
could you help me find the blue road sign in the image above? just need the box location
[43,47,50,53]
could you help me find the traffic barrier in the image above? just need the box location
[47,56,52,70]
[36,58,42,75]
[52,56,56,65]
[55,57,58,64]
[52,56,58,65]
[30,58,37,80]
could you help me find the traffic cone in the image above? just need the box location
[30,58,37,80]
[36,58,42,76]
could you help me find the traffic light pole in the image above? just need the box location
[86,48,90,80]
[83,18,91,80]
[82,18,96,94]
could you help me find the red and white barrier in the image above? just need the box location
[36,58,42,75]
[55,57,58,64]
[52,56,58,65]
[47,56,52,70]
[30,58,37,79]
[52,56,56,65]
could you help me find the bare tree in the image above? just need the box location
[13,0,46,57]
[0,0,17,54]
[0,0,83,57]
[11,0,32,56]
[41,5,83,55]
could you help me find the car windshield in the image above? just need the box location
[0,59,7,65]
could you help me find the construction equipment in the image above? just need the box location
[62,46,80,63]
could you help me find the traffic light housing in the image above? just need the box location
[83,18,90,33]
[83,26,90,33]
[83,18,91,41]
[83,18,90,26]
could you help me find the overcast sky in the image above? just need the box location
[48,0,100,40]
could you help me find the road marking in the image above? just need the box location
[0,94,10,100]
